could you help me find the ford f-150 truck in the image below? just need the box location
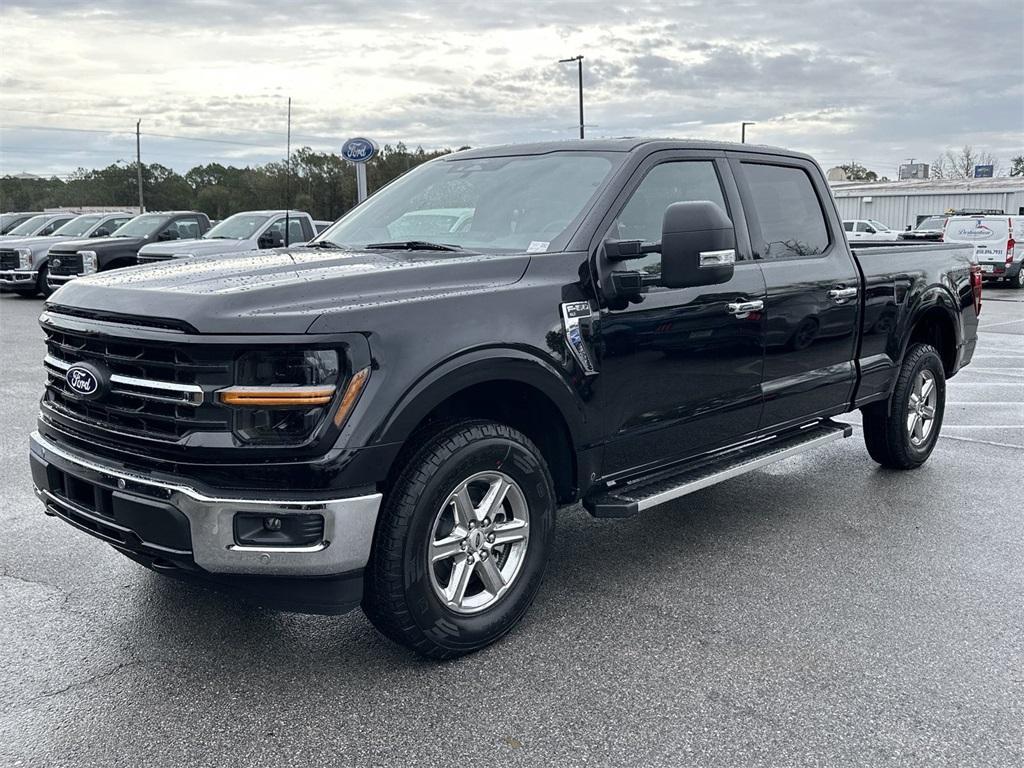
[0,212,134,296]
[46,211,211,289]
[136,210,317,264]
[31,139,980,658]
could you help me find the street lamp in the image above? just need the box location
[559,55,585,139]
[741,121,755,144]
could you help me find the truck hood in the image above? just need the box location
[0,234,68,252]
[139,238,253,258]
[52,235,147,253]
[48,246,532,334]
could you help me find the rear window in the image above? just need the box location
[944,217,1009,243]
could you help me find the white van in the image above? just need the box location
[943,215,1024,289]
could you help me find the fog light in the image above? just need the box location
[233,512,324,547]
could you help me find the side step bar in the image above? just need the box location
[584,419,853,518]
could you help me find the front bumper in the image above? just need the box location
[47,273,78,287]
[0,269,38,287]
[30,431,382,603]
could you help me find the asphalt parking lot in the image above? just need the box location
[1,288,1021,768]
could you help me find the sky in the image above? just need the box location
[1,0,1022,179]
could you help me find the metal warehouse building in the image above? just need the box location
[829,178,1024,230]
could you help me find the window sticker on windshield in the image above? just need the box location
[527,241,550,253]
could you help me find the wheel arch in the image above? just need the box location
[901,287,961,377]
[375,349,586,504]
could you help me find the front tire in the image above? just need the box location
[363,420,555,659]
[861,343,946,469]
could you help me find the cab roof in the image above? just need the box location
[447,138,814,163]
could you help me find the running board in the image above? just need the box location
[584,420,853,518]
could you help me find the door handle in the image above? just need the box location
[828,287,858,303]
[726,300,764,318]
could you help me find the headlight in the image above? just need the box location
[15,248,32,269]
[216,349,369,445]
[78,250,98,274]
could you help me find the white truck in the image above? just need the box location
[842,219,900,242]
[136,210,317,263]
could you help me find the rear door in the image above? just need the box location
[731,155,861,429]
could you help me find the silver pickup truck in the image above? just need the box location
[136,210,317,263]
[0,212,134,296]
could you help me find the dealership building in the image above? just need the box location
[829,177,1024,230]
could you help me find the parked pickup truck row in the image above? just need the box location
[31,139,980,658]
[0,209,322,296]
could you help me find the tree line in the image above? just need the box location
[0,143,460,220]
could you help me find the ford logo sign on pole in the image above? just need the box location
[342,138,377,203]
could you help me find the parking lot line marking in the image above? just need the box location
[979,319,1024,329]
[941,424,1024,429]
[947,401,1023,406]
[941,434,1024,449]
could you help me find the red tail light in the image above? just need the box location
[969,264,983,315]
[1006,238,1015,265]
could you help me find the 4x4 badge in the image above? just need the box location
[560,301,598,376]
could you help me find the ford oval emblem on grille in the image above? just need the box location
[65,362,108,400]
[52,258,61,268]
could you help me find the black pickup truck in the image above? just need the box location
[31,139,981,658]
[46,211,211,290]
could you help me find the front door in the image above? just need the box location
[593,155,766,478]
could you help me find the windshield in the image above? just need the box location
[314,151,620,253]
[111,213,168,238]
[53,214,103,237]
[5,215,49,236]
[916,216,946,230]
[203,212,273,240]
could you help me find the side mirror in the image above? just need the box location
[660,201,735,289]
[94,228,110,237]
[158,229,179,241]
[259,230,285,248]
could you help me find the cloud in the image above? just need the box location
[1,0,1021,177]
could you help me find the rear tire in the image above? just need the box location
[363,419,556,659]
[861,343,946,469]
[1012,268,1024,290]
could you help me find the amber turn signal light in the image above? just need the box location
[217,385,337,407]
[334,367,370,426]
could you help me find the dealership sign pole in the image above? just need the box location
[342,138,378,204]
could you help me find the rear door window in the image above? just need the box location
[742,163,830,260]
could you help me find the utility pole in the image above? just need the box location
[559,55,585,139]
[741,121,755,144]
[284,98,291,246]
[135,120,144,213]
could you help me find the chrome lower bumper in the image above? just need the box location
[0,269,38,286]
[47,273,77,286]
[29,431,382,577]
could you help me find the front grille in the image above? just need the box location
[0,250,17,270]
[137,253,172,264]
[48,250,82,275]
[42,321,233,444]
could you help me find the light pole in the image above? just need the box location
[741,121,755,144]
[559,55,585,139]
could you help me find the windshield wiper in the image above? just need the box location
[306,240,343,249]
[364,240,463,252]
